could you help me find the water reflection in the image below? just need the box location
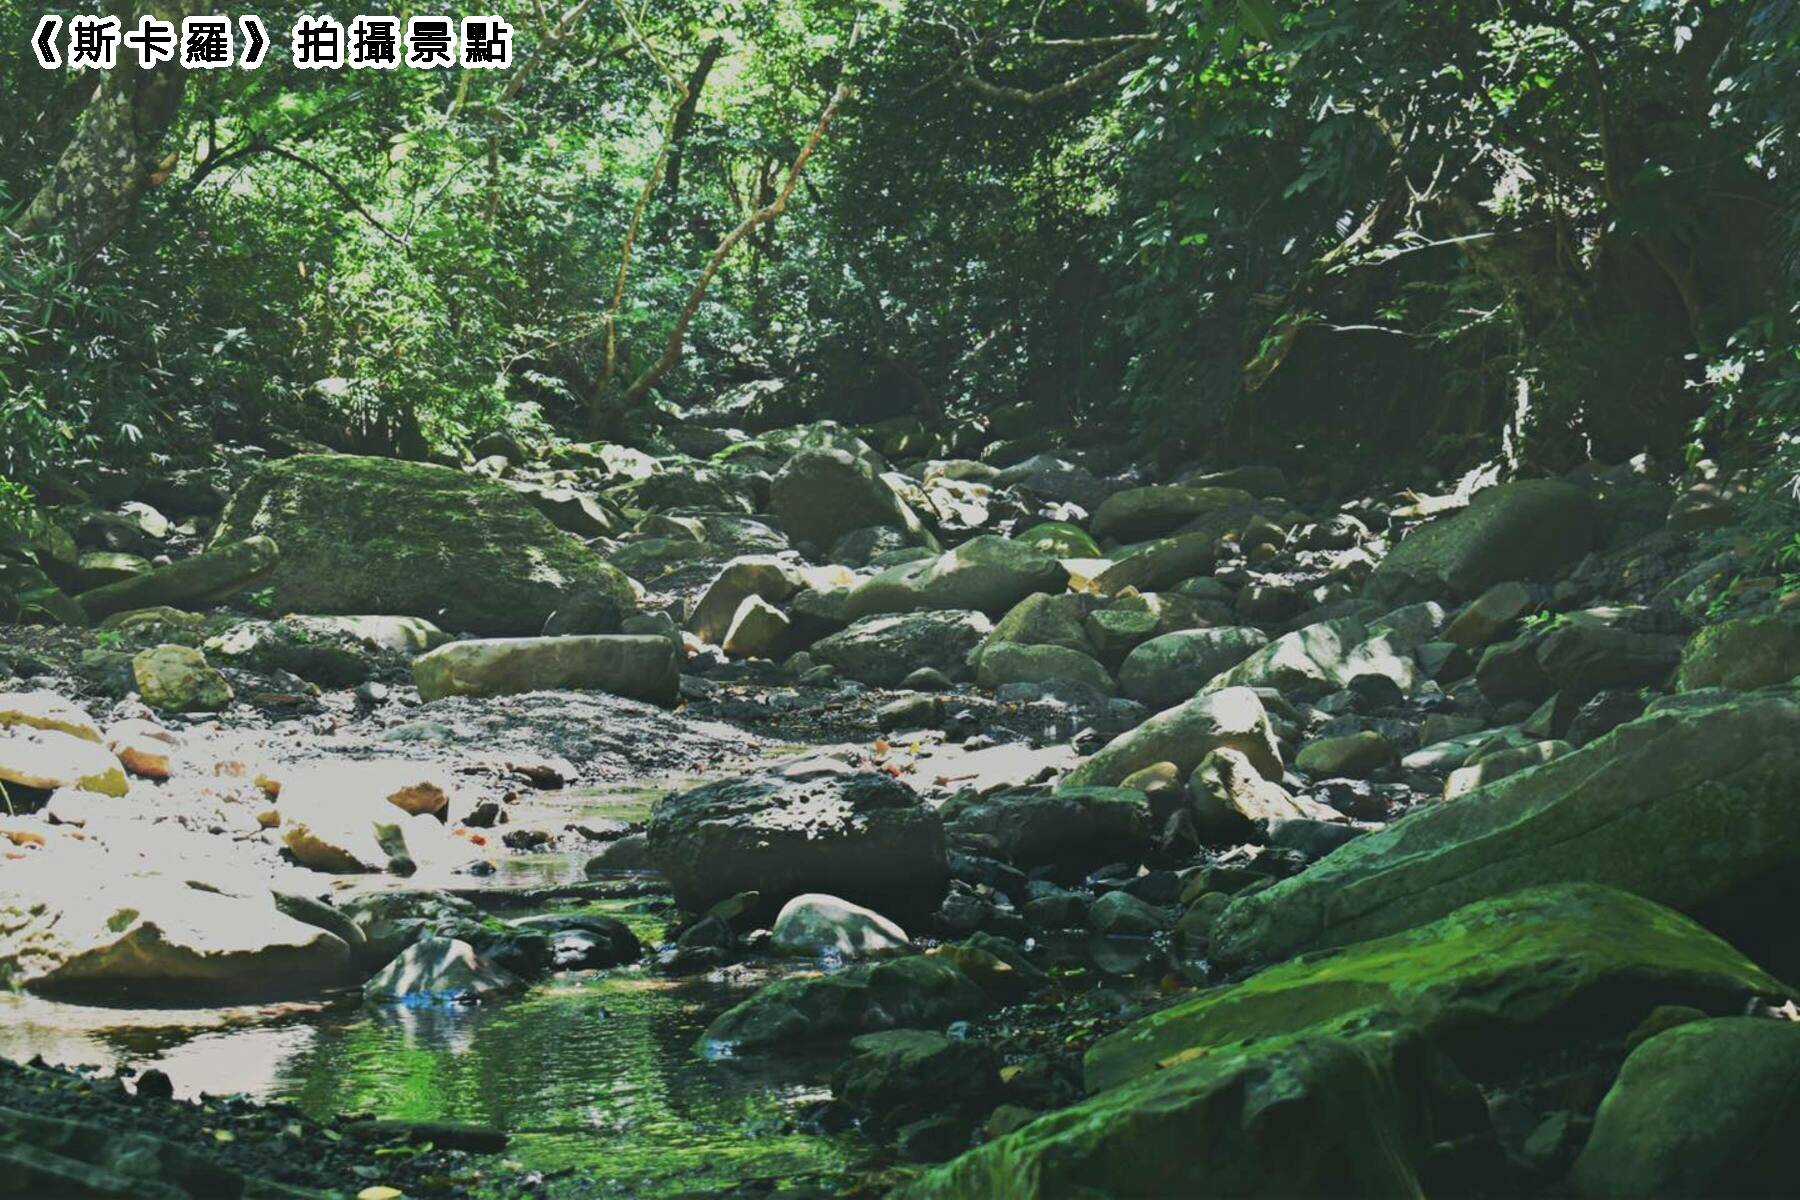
[0,932,858,1196]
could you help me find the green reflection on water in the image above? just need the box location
[0,900,860,1198]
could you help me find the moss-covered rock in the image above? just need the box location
[1087,884,1786,1094]
[1064,686,1281,787]
[698,956,984,1054]
[1367,480,1596,604]
[1014,521,1100,559]
[1573,1018,1800,1198]
[896,1029,1437,1199]
[213,455,633,635]
[1090,485,1255,545]
[77,537,278,623]
[1676,614,1800,692]
[843,536,1069,620]
[1212,692,1800,968]
[1118,627,1268,711]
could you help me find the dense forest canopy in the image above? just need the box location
[4,0,1799,527]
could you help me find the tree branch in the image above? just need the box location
[958,40,1153,106]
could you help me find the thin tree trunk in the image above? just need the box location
[599,77,853,429]
[13,0,203,262]
[661,39,724,213]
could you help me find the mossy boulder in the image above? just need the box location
[1014,521,1100,559]
[1676,614,1800,692]
[896,1029,1438,1199]
[698,956,984,1054]
[1211,692,1800,968]
[1118,627,1268,711]
[1064,686,1282,788]
[843,536,1069,620]
[213,455,634,635]
[980,592,1096,657]
[77,536,278,623]
[1087,884,1786,1093]
[974,642,1114,695]
[413,635,680,705]
[1090,485,1255,545]
[1367,480,1596,604]
[1573,1018,1800,1198]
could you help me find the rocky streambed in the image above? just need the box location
[4,426,1800,1197]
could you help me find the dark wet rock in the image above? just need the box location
[647,768,946,919]
[811,610,993,687]
[213,454,635,635]
[1573,1017,1800,1199]
[877,693,944,733]
[833,1029,1000,1138]
[942,787,1150,874]
[1565,689,1648,747]
[698,956,985,1053]
[509,913,642,969]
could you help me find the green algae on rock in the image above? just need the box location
[213,455,634,635]
[1086,884,1786,1094]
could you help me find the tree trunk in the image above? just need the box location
[660,39,724,214]
[12,0,202,262]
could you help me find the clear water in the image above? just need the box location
[0,900,862,1197]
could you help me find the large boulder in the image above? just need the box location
[811,610,993,686]
[412,635,680,705]
[0,872,353,998]
[1064,686,1281,788]
[1573,1018,1800,1199]
[1118,627,1268,711]
[1203,617,1375,700]
[942,787,1151,872]
[1367,480,1596,604]
[770,447,935,551]
[212,454,634,635]
[1087,884,1785,1093]
[647,767,946,918]
[1090,486,1255,545]
[844,536,1068,620]
[897,1030,1437,1199]
[1211,692,1800,968]
[1676,614,1800,692]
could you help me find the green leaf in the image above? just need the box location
[1236,0,1280,41]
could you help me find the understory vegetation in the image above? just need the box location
[5,1,1798,519]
